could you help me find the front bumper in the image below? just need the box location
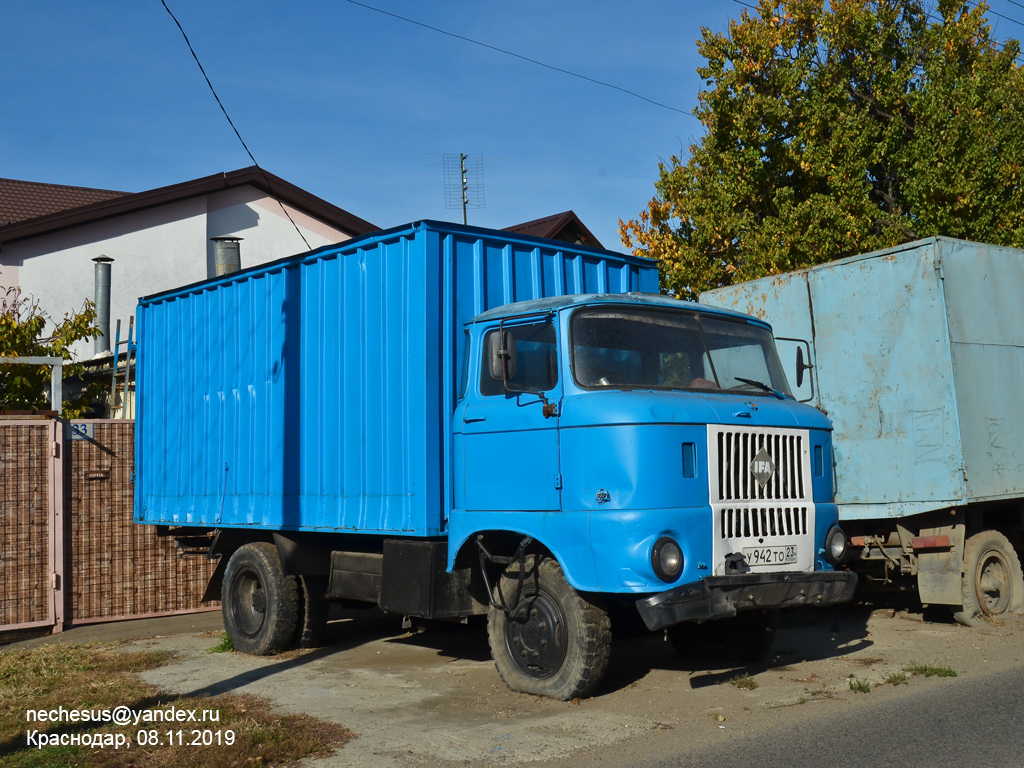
[636,571,858,631]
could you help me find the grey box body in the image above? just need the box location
[702,237,1024,522]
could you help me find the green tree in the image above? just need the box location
[0,288,103,417]
[620,0,1024,300]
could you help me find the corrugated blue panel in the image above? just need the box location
[136,221,658,535]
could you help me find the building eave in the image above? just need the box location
[0,166,378,246]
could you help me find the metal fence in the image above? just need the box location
[0,417,217,638]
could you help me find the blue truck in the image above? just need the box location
[134,220,855,699]
[702,237,1024,625]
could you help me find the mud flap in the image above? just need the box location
[916,524,965,607]
[201,555,227,603]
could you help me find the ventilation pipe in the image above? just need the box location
[212,236,242,276]
[92,256,114,355]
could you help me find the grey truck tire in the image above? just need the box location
[222,542,300,655]
[953,531,1024,626]
[487,555,611,700]
[667,609,779,663]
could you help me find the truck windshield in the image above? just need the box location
[570,306,792,397]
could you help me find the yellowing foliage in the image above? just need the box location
[0,287,103,417]
[621,0,1024,299]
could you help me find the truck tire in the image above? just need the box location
[222,542,299,655]
[953,531,1024,626]
[292,574,329,649]
[667,609,778,663]
[487,555,611,700]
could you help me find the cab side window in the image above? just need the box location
[480,321,558,396]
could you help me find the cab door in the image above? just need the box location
[458,319,562,512]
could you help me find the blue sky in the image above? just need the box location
[3,1,1023,252]
[1,1,739,250]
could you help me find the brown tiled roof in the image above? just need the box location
[0,167,378,244]
[504,210,604,249]
[0,178,129,225]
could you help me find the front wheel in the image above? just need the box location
[487,555,611,700]
[222,542,299,655]
[953,531,1024,626]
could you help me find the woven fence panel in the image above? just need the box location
[66,421,217,621]
[0,421,52,628]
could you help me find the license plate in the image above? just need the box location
[742,545,797,565]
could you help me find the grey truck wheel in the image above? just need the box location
[953,531,1024,626]
[667,609,778,663]
[222,542,299,655]
[487,555,611,700]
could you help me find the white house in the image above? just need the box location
[0,166,378,362]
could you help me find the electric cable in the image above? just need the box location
[160,0,312,251]
[341,0,698,118]
[727,0,1022,64]
[965,0,1024,29]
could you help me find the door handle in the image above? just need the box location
[463,417,487,424]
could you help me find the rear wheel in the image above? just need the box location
[222,542,299,655]
[953,531,1024,626]
[667,609,778,663]
[487,555,611,700]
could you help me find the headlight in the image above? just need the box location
[651,537,683,581]
[825,526,848,564]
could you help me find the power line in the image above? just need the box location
[341,0,698,119]
[160,0,312,251]
[968,0,1024,29]
[918,1,1024,62]
[727,0,1022,64]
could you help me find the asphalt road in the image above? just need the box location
[633,664,1024,768]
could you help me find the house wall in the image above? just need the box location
[0,184,353,360]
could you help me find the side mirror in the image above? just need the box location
[486,330,516,382]
[777,336,815,403]
[796,346,808,388]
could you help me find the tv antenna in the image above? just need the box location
[443,153,485,224]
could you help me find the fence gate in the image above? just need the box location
[65,420,216,623]
[1,417,216,638]
[0,417,64,634]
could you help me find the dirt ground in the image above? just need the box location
[18,594,1021,768]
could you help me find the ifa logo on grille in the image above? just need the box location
[749,447,776,488]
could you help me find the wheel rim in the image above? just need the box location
[974,548,1012,615]
[231,569,267,639]
[504,588,567,679]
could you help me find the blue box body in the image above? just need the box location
[134,220,657,535]
[701,237,1024,522]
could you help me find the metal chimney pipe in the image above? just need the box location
[212,236,242,276]
[92,256,114,355]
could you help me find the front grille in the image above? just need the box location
[713,427,808,502]
[720,506,808,539]
[709,426,816,574]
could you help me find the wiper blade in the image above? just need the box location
[732,377,786,400]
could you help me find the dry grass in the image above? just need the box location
[0,642,353,768]
[727,673,759,690]
[903,662,958,678]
